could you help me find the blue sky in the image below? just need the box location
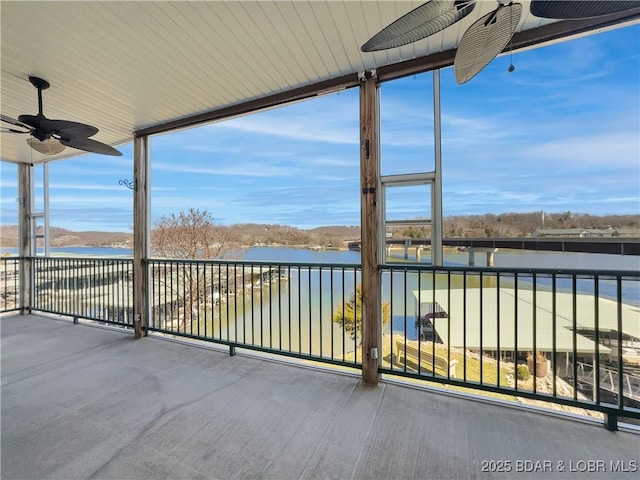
[1,24,638,232]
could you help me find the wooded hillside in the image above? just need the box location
[1,212,637,248]
[0,226,133,249]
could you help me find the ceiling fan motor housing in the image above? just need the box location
[29,76,50,90]
[31,121,51,141]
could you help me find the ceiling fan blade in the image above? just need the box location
[60,137,122,156]
[41,119,99,139]
[454,3,522,84]
[1,114,33,131]
[18,114,99,138]
[17,114,46,130]
[1,128,30,134]
[361,0,476,52]
[531,1,640,19]
[26,137,66,155]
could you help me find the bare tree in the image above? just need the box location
[152,208,236,259]
[151,209,242,332]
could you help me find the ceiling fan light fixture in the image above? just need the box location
[26,137,65,155]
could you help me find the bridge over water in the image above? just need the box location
[348,237,640,256]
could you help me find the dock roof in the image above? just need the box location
[412,288,640,353]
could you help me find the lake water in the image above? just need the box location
[3,246,638,305]
[3,245,638,356]
[12,244,632,307]
[4,245,637,271]
[2,244,639,273]
[167,247,640,356]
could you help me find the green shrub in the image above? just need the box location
[516,364,531,381]
[333,285,390,341]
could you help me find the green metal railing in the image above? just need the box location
[0,257,21,313]
[31,256,134,327]
[379,264,640,429]
[9,255,639,429]
[147,258,362,368]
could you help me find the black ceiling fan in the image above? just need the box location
[1,76,122,156]
[362,0,640,84]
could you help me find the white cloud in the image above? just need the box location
[48,194,131,207]
[153,161,303,178]
[518,132,640,169]
[0,197,19,206]
[212,115,358,145]
[0,179,17,188]
[49,183,126,192]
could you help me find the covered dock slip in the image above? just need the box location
[3,314,639,480]
[413,288,639,353]
[411,286,640,404]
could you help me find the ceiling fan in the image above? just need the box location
[361,0,640,84]
[1,76,122,156]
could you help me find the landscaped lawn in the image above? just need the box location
[381,335,513,400]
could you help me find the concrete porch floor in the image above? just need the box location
[2,314,638,480]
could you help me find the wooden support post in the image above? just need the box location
[133,135,150,338]
[360,72,381,386]
[18,163,32,314]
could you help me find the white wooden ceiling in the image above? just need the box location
[1,1,637,164]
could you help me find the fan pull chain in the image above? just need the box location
[508,2,515,73]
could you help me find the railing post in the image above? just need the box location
[605,412,618,432]
[360,71,381,386]
[133,135,150,338]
